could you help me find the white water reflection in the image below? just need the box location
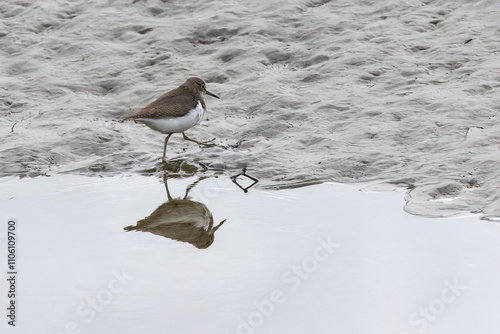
[0,175,499,334]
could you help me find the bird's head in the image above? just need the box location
[186,77,220,99]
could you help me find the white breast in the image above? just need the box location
[136,101,205,134]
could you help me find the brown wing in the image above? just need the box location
[123,87,200,120]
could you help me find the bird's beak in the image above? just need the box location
[206,90,220,99]
[211,219,226,233]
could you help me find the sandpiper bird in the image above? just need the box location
[123,77,219,162]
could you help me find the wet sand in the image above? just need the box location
[1,0,500,217]
[1,174,500,333]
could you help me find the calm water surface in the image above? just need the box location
[0,174,499,334]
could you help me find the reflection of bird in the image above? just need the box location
[122,77,220,162]
[124,174,225,249]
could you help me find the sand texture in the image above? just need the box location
[1,0,499,218]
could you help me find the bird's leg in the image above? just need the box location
[184,176,210,199]
[182,132,215,147]
[162,133,173,163]
[162,171,173,201]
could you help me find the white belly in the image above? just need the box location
[136,101,204,134]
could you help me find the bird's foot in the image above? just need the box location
[182,133,216,148]
[196,138,216,147]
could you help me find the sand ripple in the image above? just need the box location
[1,0,499,218]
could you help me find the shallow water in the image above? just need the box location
[1,174,499,333]
[1,0,500,218]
